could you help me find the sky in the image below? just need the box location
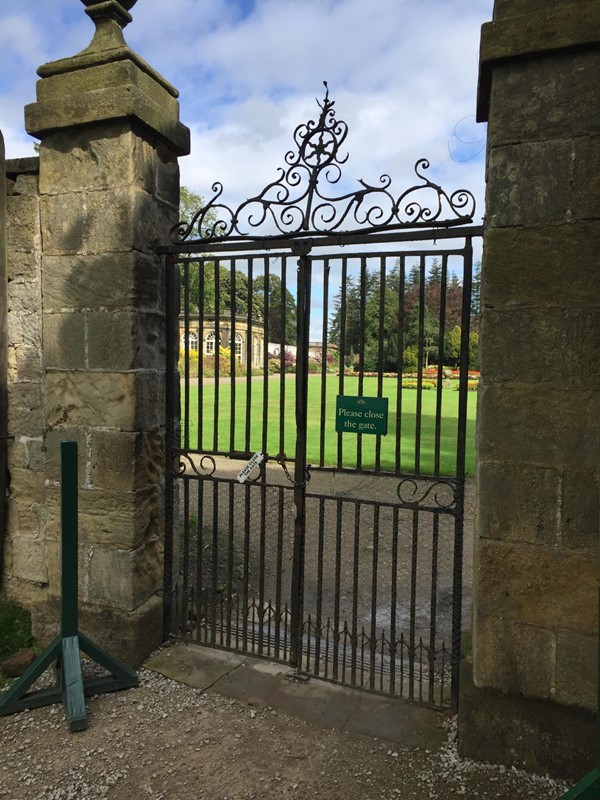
[0,0,494,337]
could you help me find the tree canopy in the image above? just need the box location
[329,258,477,370]
[179,188,297,345]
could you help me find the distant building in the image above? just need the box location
[179,314,265,370]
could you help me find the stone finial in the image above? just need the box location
[80,0,138,50]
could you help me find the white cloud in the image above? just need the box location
[0,0,492,226]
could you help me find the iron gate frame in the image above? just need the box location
[159,85,483,709]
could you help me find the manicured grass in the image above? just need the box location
[182,375,476,476]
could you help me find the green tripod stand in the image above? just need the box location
[0,441,138,731]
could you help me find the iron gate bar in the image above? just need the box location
[290,248,312,669]
[336,256,348,469]
[157,224,484,255]
[434,255,449,475]
[163,253,177,639]
[395,256,405,474]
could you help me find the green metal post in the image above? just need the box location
[61,441,78,638]
[0,440,138,730]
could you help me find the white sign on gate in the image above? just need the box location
[237,452,265,483]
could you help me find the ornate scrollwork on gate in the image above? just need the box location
[171,82,476,244]
[177,453,216,478]
[397,476,456,511]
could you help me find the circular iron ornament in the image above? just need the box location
[171,82,476,244]
[397,478,456,509]
[177,453,216,478]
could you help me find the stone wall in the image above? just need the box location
[459,0,600,779]
[3,157,46,604]
[0,1,189,666]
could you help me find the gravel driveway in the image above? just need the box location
[0,659,568,800]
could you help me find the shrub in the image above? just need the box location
[269,348,296,374]
[402,380,436,390]
[402,345,419,371]
[0,599,32,663]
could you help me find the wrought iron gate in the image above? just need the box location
[161,86,482,709]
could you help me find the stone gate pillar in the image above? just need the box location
[24,0,189,664]
[459,0,600,778]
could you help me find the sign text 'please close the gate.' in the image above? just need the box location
[335,396,389,436]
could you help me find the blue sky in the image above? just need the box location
[0,0,493,339]
[0,0,493,215]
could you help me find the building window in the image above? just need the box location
[205,332,216,356]
[235,333,243,362]
[189,332,198,352]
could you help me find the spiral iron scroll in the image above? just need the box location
[177,453,216,478]
[397,477,456,511]
[171,82,476,243]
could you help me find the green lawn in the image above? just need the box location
[181,375,476,476]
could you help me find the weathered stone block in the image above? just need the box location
[87,311,165,371]
[44,428,88,486]
[11,536,48,584]
[459,641,596,780]
[42,312,86,369]
[152,139,180,206]
[7,438,30,470]
[7,496,44,541]
[6,438,44,473]
[46,482,162,550]
[7,274,39,314]
[493,0,586,18]
[8,344,43,384]
[7,382,44,436]
[8,466,46,506]
[45,369,161,431]
[473,615,555,698]
[573,135,600,220]
[31,594,163,667]
[480,308,600,388]
[6,195,41,254]
[42,251,160,312]
[39,192,85,255]
[477,463,559,545]
[555,629,597,709]
[7,305,41,351]
[486,140,573,228]
[24,438,45,472]
[12,174,39,197]
[474,539,598,635]
[27,74,189,158]
[1,576,48,609]
[41,186,172,257]
[477,384,600,469]
[488,51,600,146]
[90,428,164,491]
[8,251,39,283]
[481,222,600,309]
[86,538,162,612]
[39,124,142,195]
[560,470,599,553]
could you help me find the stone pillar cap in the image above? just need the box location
[25,0,190,155]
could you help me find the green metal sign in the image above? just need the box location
[336,395,388,436]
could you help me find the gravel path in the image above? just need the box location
[0,664,568,800]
